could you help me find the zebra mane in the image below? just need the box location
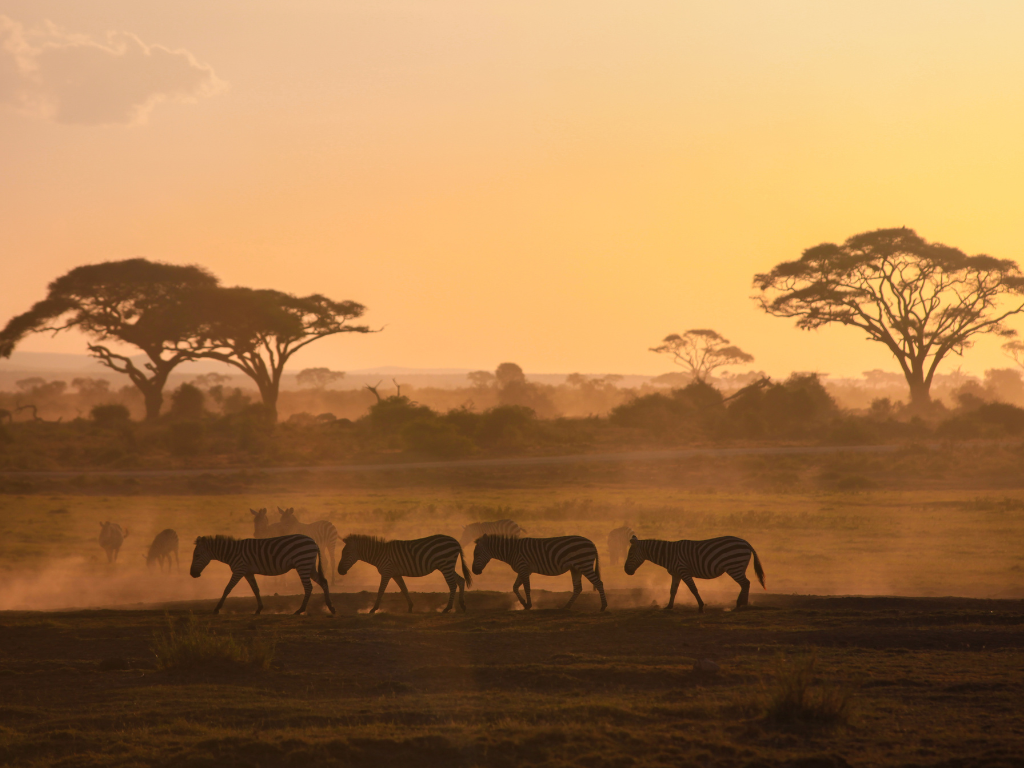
[342,533,386,546]
[476,533,519,545]
[194,535,236,545]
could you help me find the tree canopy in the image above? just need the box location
[0,259,218,420]
[187,287,371,420]
[754,228,1024,407]
[650,329,754,382]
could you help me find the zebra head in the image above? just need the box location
[251,508,268,531]
[624,535,645,575]
[337,536,362,576]
[190,537,214,578]
[471,536,493,575]
[279,507,298,523]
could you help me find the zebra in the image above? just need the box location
[189,534,334,615]
[145,529,179,571]
[472,535,607,611]
[337,534,472,613]
[277,507,340,584]
[607,525,635,567]
[98,522,128,563]
[624,535,765,612]
[251,507,290,538]
[459,519,527,546]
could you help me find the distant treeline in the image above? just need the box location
[3,367,1023,471]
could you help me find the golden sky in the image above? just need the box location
[2,1,1024,378]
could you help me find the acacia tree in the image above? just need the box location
[754,228,1024,408]
[650,329,754,382]
[187,287,371,421]
[0,259,218,420]
[296,367,346,389]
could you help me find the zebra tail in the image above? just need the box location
[752,547,766,590]
[458,543,473,589]
[316,548,326,584]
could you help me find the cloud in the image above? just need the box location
[0,15,225,125]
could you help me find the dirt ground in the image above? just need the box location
[1,591,1023,767]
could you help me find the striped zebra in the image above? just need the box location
[459,519,527,546]
[251,508,290,538]
[277,507,340,584]
[98,521,128,563]
[607,525,635,567]
[472,535,607,611]
[624,535,765,612]
[190,534,334,615]
[145,529,179,571]
[337,534,471,613]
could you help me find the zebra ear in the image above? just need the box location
[277,506,285,513]
[630,535,638,543]
[250,509,257,516]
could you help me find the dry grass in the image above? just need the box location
[762,653,853,729]
[152,612,275,671]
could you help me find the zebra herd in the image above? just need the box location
[96,509,766,615]
[181,510,766,616]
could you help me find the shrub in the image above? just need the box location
[91,403,131,426]
[170,383,205,420]
[401,420,475,458]
[168,420,205,456]
[762,654,852,729]
[152,613,274,671]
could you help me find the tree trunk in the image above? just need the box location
[143,387,164,421]
[906,375,932,411]
[257,379,280,423]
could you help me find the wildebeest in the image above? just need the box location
[98,522,128,563]
[459,519,526,546]
[607,525,636,567]
[144,529,179,571]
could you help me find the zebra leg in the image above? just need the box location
[329,542,337,586]
[730,568,751,608]
[584,567,607,612]
[244,573,264,615]
[563,569,584,610]
[681,575,705,613]
[395,575,414,613]
[295,573,313,615]
[440,567,460,613]
[666,575,680,609]
[174,550,180,570]
[522,574,533,610]
[370,575,391,614]
[512,574,528,608]
[312,566,335,615]
[214,572,244,614]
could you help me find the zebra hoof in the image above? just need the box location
[369,608,378,614]
[663,606,673,611]
[442,607,452,614]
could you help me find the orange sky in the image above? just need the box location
[2,1,1024,378]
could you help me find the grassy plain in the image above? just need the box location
[1,449,1024,766]
[1,595,1023,767]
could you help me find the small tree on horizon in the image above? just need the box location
[296,367,346,390]
[650,329,754,383]
[754,227,1024,409]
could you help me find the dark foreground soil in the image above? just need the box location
[1,592,1023,767]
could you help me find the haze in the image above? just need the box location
[3,1,1024,377]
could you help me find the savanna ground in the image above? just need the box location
[1,448,1024,766]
